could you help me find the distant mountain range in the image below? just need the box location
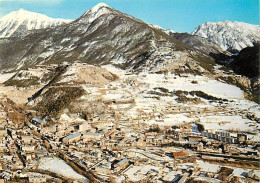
[0,3,211,73]
[192,21,260,52]
[0,8,71,38]
[0,3,258,77]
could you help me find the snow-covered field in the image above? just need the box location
[140,74,244,99]
[200,115,258,132]
[0,72,15,83]
[39,157,87,181]
[148,113,193,126]
[97,70,259,134]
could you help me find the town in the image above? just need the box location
[0,63,259,182]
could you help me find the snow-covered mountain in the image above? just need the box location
[0,3,258,105]
[0,3,210,73]
[0,8,72,38]
[192,21,260,52]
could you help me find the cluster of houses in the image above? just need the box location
[0,66,260,183]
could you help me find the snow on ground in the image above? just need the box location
[116,176,125,183]
[247,134,260,142]
[200,115,258,132]
[0,72,15,83]
[59,113,86,124]
[140,74,244,99]
[128,148,172,161]
[230,99,257,110]
[196,160,220,173]
[39,157,87,181]
[39,50,55,58]
[233,168,248,177]
[194,177,221,183]
[147,113,193,126]
[163,171,182,182]
[248,105,260,118]
[124,165,161,182]
[254,170,260,178]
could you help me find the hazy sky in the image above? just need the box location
[0,0,258,33]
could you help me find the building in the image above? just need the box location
[172,151,187,159]
[115,158,130,170]
[188,136,202,142]
[78,123,91,132]
[82,132,102,142]
[201,131,237,143]
[21,136,34,145]
[29,174,46,183]
[63,132,81,144]
[21,145,35,152]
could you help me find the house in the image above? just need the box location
[21,145,35,152]
[82,132,102,142]
[78,123,91,132]
[29,174,46,183]
[188,136,202,142]
[21,136,34,145]
[25,153,32,160]
[63,132,81,144]
[237,134,247,142]
[115,158,130,170]
[172,151,187,159]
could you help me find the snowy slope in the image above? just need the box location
[192,21,260,51]
[0,8,71,38]
[149,24,175,35]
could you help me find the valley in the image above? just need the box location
[0,62,259,182]
[0,2,259,183]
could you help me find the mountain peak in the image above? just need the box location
[0,9,71,38]
[88,2,112,14]
[80,2,115,23]
[18,8,27,12]
[92,3,111,11]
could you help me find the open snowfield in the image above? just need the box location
[39,157,87,181]
[147,113,193,126]
[140,73,244,99]
[200,115,259,132]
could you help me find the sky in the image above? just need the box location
[0,0,259,33]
